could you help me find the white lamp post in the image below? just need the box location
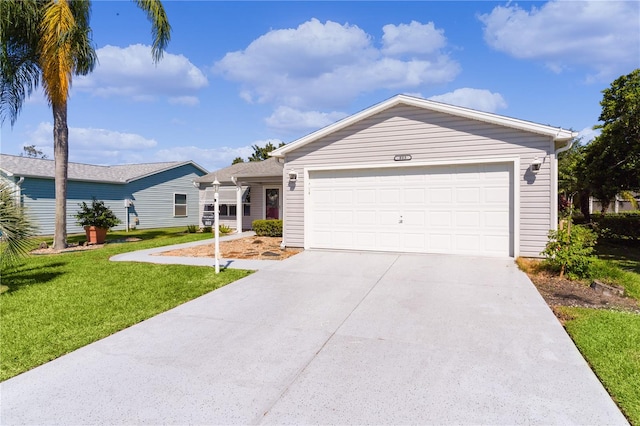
[213,177,220,274]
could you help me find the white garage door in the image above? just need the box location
[307,163,513,257]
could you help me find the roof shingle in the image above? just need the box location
[0,154,207,183]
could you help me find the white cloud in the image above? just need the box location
[23,122,158,164]
[265,106,348,133]
[154,145,257,171]
[428,88,507,113]
[381,21,446,57]
[75,44,208,102]
[20,121,258,171]
[479,1,640,80]
[578,126,601,143]
[168,96,199,106]
[214,18,460,110]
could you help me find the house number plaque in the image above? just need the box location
[394,154,412,161]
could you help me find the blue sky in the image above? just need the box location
[1,1,639,172]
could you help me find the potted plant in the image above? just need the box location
[75,198,121,244]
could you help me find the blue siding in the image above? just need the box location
[19,164,205,235]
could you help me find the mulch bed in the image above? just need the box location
[156,236,302,261]
[520,259,640,318]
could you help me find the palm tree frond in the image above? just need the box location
[0,0,42,126]
[134,0,171,63]
[39,0,76,107]
[0,183,38,269]
[68,0,97,75]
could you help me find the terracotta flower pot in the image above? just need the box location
[84,226,108,245]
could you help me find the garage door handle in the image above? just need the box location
[399,215,403,224]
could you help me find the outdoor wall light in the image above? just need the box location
[531,157,542,173]
[288,170,298,181]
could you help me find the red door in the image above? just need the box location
[265,188,280,219]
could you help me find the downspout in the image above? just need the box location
[552,131,576,230]
[231,176,242,233]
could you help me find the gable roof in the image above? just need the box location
[0,154,208,184]
[196,156,283,184]
[271,94,578,157]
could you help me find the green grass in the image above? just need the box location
[0,227,250,382]
[554,241,640,424]
[557,307,640,424]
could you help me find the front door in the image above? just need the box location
[265,187,281,219]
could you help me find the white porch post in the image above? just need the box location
[236,184,243,233]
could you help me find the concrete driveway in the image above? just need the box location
[0,251,627,425]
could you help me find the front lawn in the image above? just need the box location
[548,242,640,424]
[0,228,251,381]
[558,307,640,424]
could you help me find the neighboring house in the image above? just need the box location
[269,94,577,258]
[0,154,208,235]
[194,157,283,231]
[590,193,640,214]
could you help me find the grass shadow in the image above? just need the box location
[1,262,67,293]
[595,240,640,274]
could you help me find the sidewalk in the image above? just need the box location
[110,231,281,270]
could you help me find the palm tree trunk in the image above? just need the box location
[53,101,68,249]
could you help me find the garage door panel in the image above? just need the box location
[428,233,452,252]
[456,187,481,203]
[430,188,452,203]
[485,211,509,228]
[357,189,376,204]
[334,190,353,204]
[334,210,353,226]
[404,188,426,204]
[429,210,452,227]
[379,211,400,226]
[403,210,426,226]
[456,211,480,227]
[308,163,512,257]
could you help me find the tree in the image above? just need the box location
[231,157,245,165]
[585,69,640,203]
[557,138,591,218]
[0,183,38,270]
[248,141,285,162]
[1,0,170,249]
[21,144,47,158]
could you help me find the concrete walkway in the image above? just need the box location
[110,231,281,270]
[0,251,628,425]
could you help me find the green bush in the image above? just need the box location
[541,224,597,279]
[219,224,232,235]
[75,198,121,230]
[590,212,640,240]
[186,225,198,233]
[252,219,282,237]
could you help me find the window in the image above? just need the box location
[174,193,187,216]
[215,204,250,217]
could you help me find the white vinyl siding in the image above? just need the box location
[283,104,554,257]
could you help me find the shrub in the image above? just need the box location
[219,224,232,235]
[186,225,198,233]
[202,226,212,233]
[541,224,597,279]
[75,198,121,230]
[590,212,640,241]
[252,219,282,237]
